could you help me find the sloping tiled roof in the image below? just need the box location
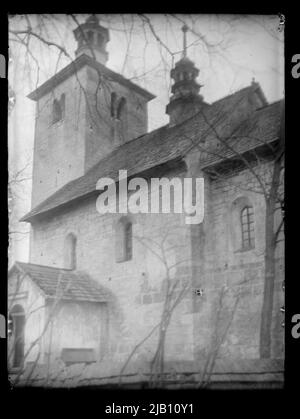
[21,83,283,223]
[199,99,282,168]
[10,262,110,303]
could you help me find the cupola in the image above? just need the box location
[73,14,109,65]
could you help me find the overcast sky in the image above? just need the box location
[8,14,284,263]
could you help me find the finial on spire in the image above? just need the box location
[182,24,188,58]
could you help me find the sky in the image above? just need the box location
[8,14,284,264]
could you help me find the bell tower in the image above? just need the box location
[29,15,154,208]
[166,25,209,126]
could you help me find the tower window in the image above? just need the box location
[241,205,255,249]
[111,94,127,120]
[110,95,128,143]
[52,93,65,124]
[116,97,126,120]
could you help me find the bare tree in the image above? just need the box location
[117,225,191,387]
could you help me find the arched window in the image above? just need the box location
[64,233,77,270]
[115,217,133,262]
[8,304,25,369]
[111,96,128,143]
[241,205,255,249]
[52,99,62,123]
[116,97,126,120]
[230,197,256,252]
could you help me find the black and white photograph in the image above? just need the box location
[6,13,285,392]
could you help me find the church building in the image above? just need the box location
[8,15,284,388]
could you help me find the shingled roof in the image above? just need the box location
[21,83,283,223]
[9,262,110,303]
[199,99,282,169]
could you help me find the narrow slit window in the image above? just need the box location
[52,93,65,124]
[64,233,77,269]
[52,99,62,123]
[116,97,126,120]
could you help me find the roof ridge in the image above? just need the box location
[212,84,254,106]
[83,124,170,177]
[254,99,283,112]
[16,261,73,272]
[83,83,263,178]
[10,262,111,303]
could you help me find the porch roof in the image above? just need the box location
[9,262,110,303]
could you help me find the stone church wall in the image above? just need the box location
[29,160,284,369]
[29,166,195,367]
[193,162,284,361]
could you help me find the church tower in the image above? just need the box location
[29,15,154,207]
[166,25,209,126]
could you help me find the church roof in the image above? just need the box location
[9,262,110,303]
[21,83,283,223]
[27,53,155,102]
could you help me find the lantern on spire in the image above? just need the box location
[166,24,208,126]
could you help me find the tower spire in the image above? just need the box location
[182,24,188,58]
